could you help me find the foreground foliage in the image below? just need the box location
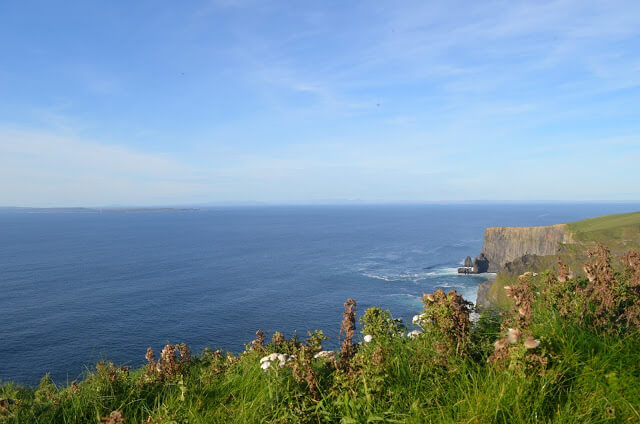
[2,246,640,423]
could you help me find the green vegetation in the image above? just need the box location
[2,245,640,423]
[566,211,640,253]
[567,211,640,236]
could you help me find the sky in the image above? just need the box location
[1,0,640,206]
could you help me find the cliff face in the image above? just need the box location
[475,278,495,309]
[481,224,573,272]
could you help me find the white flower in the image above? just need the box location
[314,350,335,359]
[363,334,373,343]
[261,352,293,369]
[260,353,279,363]
[277,353,289,367]
[407,330,422,339]
[412,313,427,325]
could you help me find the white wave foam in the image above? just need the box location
[363,267,460,282]
[364,274,392,281]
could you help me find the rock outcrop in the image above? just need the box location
[473,253,490,273]
[475,278,495,309]
[480,224,573,272]
[458,253,490,274]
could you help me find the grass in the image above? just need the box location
[566,211,640,253]
[2,253,640,423]
[567,211,640,235]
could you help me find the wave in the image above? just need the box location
[363,267,460,282]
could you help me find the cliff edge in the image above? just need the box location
[480,224,574,272]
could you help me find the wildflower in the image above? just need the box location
[145,347,156,374]
[422,289,472,355]
[271,331,285,346]
[260,353,279,363]
[412,313,428,325]
[339,298,357,370]
[407,329,422,339]
[292,344,320,399]
[507,328,522,344]
[584,265,596,283]
[277,353,289,367]
[252,329,265,351]
[313,350,335,359]
[494,338,508,350]
[99,411,124,424]
[259,352,293,370]
[524,336,541,349]
[156,344,182,377]
[363,334,373,343]
[178,343,191,365]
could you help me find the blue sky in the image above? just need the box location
[1,0,639,206]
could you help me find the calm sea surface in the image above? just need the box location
[2,203,639,385]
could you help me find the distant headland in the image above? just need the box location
[0,207,202,213]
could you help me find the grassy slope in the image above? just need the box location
[487,211,640,308]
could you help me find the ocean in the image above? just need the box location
[2,203,639,385]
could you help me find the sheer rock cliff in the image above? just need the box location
[480,224,574,272]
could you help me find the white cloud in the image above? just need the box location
[0,128,214,207]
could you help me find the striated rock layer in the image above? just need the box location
[480,224,574,272]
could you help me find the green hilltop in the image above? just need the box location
[567,210,640,246]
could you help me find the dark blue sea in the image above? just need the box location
[2,203,640,385]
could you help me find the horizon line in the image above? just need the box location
[3,200,640,210]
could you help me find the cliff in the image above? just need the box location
[474,278,495,309]
[480,224,574,272]
[475,211,640,309]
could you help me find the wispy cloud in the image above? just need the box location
[0,128,211,206]
[2,0,639,204]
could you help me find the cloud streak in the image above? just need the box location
[1,0,639,204]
